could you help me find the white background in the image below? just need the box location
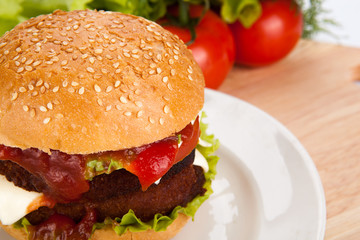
[313,0,360,48]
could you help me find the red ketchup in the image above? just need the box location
[29,209,97,240]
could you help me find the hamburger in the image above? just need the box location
[0,9,218,240]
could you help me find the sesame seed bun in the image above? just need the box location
[0,10,204,154]
[1,213,190,240]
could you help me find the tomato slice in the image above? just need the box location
[126,136,179,191]
[176,116,200,163]
[124,117,200,191]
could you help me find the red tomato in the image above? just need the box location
[126,118,200,190]
[162,5,235,89]
[230,0,303,67]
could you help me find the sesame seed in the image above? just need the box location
[174,55,179,60]
[87,67,95,73]
[116,105,121,110]
[164,105,170,114]
[169,59,174,65]
[53,86,59,93]
[132,54,140,59]
[61,60,68,66]
[135,101,143,107]
[28,84,34,91]
[15,47,22,53]
[106,86,113,92]
[45,61,54,65]
[4,50,9,55]
[149,70,155,75]
[188,75,193,81]
[30,109,36,117]
[94,84,101,92]
[159,118,165,125]
[97,99,103,106]
[149,117,155,124]
[150,63,156,68]
[13,55,20,61]
[171,69,176,76]
[39,106,47,112]
[162,76,168,83]
[167,83,173,90]
[113,62,120,68]
[23,105,29,112]
[0,42,7,48]
[25,66,33,71]
[43,118,51,124]
[62,41,69,46]
[114,80,121,88]
[17,67,24,73]
[82,54,89,59]
[55,113,64,119]
[156,68,162,74]
[15,61,20,66]
[86,57,94,64]
[33,60,41,67]
[18,87,27,93]
[44,83,49,89]
[78,87,85,95]
[124,111,132,116]
[101,68,108,74]
[36,80,43,87]
[120,96,127,103]
[73,25,79,30]
[62,80,68,87]
[68,87,75,93]
[106,105,112,111]
[94,74,102,79]
[45,103,53,110]
[135,89,141,95]
[137,110,144,118]
[123,52,130,57]
[32,91,38,96]
[95,49,103,54]
[120,86,128,93]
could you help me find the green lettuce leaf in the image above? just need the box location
[220,0,261,27]
[15,113,219,236]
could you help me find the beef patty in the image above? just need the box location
[0,150,206,225]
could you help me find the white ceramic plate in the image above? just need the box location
[0,89,326,240]
[173,89,326,240]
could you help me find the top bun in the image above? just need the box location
[0,10,204,154]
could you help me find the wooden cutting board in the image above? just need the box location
[218,40,360,240]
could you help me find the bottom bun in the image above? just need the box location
[1,213,190,240]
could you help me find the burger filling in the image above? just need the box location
[0,115,219,240]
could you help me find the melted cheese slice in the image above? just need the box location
[0,175,42,225]
[194,149,209,172]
